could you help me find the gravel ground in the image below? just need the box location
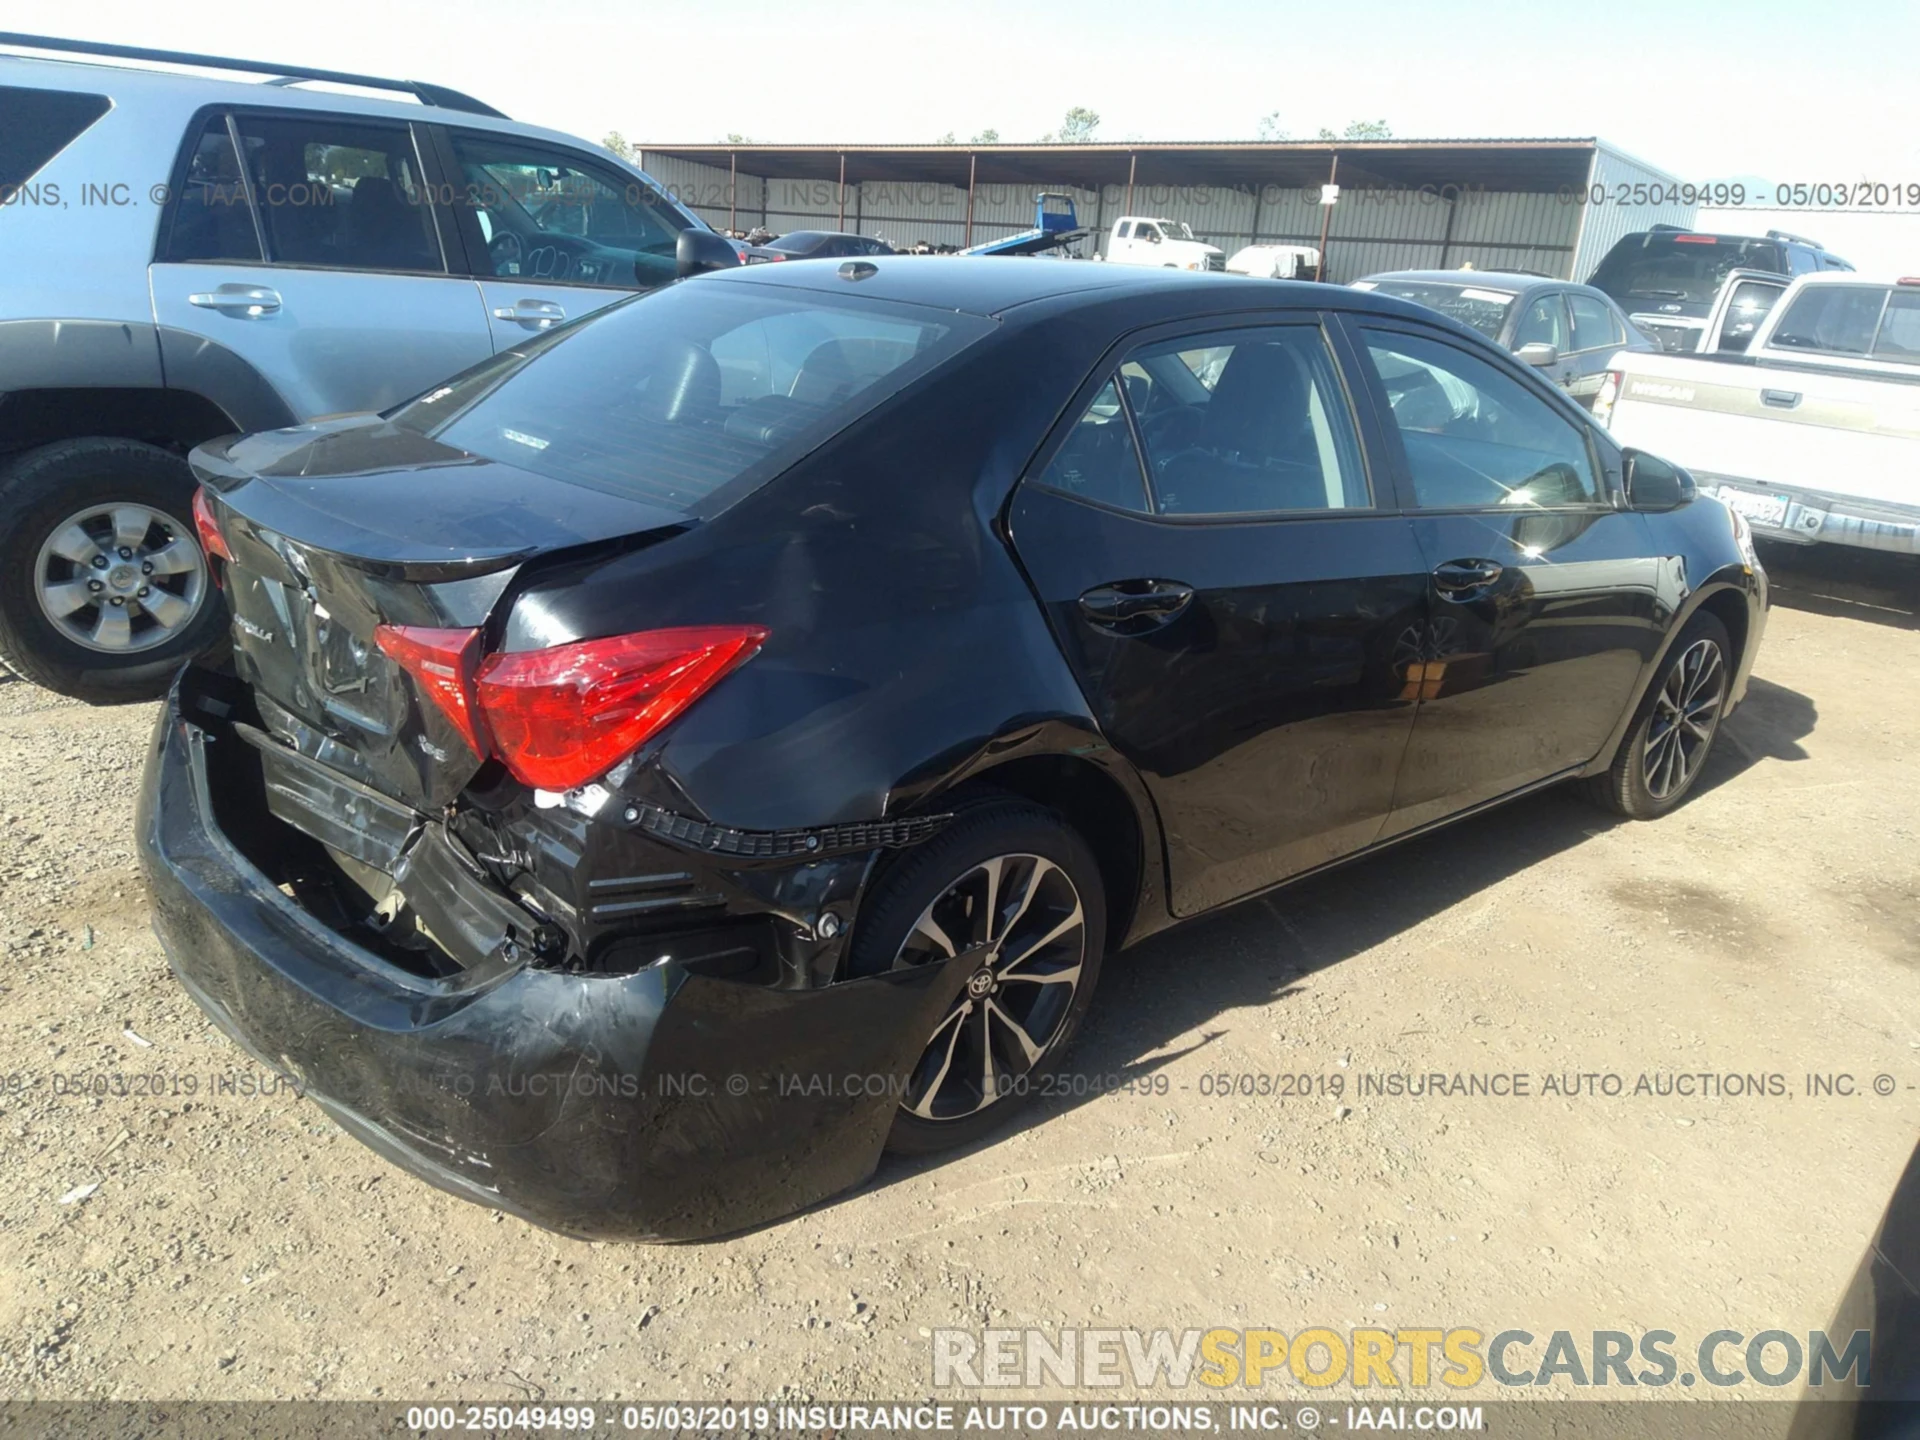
[0,541,1914,1407]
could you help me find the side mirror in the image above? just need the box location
[676,228,743,279]
[1623,448,1696,512]
[1516,342,1559,367]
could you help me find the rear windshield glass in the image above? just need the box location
[388,280,991,511]
[1769,285,1881,354]
[1,87,111,194]
[1356,280,1514,340]
[1589,235,1786,307]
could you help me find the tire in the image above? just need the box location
[1583,612,1732,820]
[0,439,226,704]
[847,801,1107,1156]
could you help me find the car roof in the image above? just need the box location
[1782,272,1914,288]
[0,50,600,163]
[697,255,1467,328]
[1362,270,1558,292]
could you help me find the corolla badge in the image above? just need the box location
[234,616,275,643]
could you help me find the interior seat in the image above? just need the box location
[1154,342,1327,514]
[348,175,434,271]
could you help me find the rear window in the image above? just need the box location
[1770,285,1887,356]
[1589,234,1787,307]
[1354,280,1514,340]
[1873,291,1920,363]
[389,280,992,511]
[0,86,110,193]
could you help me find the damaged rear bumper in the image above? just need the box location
[135,679,964,1241]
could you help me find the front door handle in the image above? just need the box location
[1432,559,1504,598]
[492,299,568,329]
[188,283,281,317]
[1078,579,1195,632]
[1761,389,1801,408]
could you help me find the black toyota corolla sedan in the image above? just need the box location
[140,257,1766,1240]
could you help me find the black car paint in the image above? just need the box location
[1788,1142,1920,1437]
[143,260,1767,1239]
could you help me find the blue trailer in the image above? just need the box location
[960,192,1089,257]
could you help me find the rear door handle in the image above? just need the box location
[492,299,568,329]
[188,283,281,317]
[1078,579,1194,631]
[1761,389,1801,408]
[1432,559,1504,598]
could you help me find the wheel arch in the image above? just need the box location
[933,749,1166,953]
[1580,574,1758,779]
[0,386,242,463]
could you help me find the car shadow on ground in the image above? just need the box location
[1759,541,1920,632]
[868,669,1818,1192]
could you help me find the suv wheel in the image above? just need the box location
[0,439,225,704]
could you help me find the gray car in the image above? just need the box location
[0,33,735,703]
[1353,270,1656,409]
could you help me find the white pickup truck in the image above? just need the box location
[1597,273,1920,553]
[1104,216,1224,272]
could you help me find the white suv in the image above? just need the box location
[0,32,739,701]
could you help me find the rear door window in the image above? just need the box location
[230,112,443,273]
[1870,291,1920,363]
[0,86,110,193]
[1031,379,1151,513]
[1513,293,1569,351]
[1124,327,1370,516]
[1566,292,1621,352]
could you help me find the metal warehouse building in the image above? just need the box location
[635,138,1696,284]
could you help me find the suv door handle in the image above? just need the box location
[1761,389,1801,409]
[492,299,567,329]
[1432,559,1504,598]
[1078,579,1195,631]
[188,284,281,317]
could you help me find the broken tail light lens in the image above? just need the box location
[374,625,487,758]
[191,486,232,564]
[474,626,769,792]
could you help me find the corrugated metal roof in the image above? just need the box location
[636,139,1632,195]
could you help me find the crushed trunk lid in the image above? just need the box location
[191,416,689,810]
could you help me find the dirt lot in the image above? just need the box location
[1,542,1915,1407]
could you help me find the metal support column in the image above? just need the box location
[1316,152,1340,281]
[964,152,976,247]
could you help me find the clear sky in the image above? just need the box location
[24,0,1920,261]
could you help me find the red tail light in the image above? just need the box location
[374,624,766,789]
[374,625,486,757]
[475,626,767,791]
[1672,234,1718,244]
[192,486,232,563]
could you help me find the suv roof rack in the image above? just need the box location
[1648,223,1687,232]
[1765,228,1825,249]
[0,31,508,118]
